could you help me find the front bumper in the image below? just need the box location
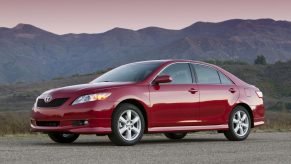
[31,101,114,134]
[31,118,111,134]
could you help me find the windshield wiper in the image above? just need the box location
[99,81,113,82]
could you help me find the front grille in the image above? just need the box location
[37,98,68,108]
[36,121,60,127]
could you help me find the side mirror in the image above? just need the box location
[153,75,172,84]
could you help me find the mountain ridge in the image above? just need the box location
[1,19,291,84]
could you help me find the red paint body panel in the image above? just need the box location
[197,84,239,125]
[31,60,265,134]
[149,84,200,127]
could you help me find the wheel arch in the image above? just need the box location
[114,99,149,132]
[234,103,254,128]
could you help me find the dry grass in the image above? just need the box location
[0,110,290,136]
[0,111,31,136]
[255,111,291,132]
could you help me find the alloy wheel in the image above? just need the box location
[232,110,249,137]
[118,109,141,141]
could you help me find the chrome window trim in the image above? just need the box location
[150,62,193,85]
[191,63,235,85]
[150,61,235,86]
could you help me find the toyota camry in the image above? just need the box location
[31,60,264,145]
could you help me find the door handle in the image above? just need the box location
[188,88,198,94]
[229,88,236,93]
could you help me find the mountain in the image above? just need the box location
[1,19,291,84]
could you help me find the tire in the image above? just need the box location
[224,106,251,141]
[108,103,145,146]
[48,133,79,143]
[164,132,187,140]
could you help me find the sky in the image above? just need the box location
[0,0,291,34]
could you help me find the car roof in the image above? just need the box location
[132,59,208,65]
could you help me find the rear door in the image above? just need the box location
[149,63,200,127]
[192,64,239,125]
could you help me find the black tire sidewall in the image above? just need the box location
[48,133,79,143]
[164,132,187,140]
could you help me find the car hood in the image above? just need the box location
[40,82,134,98]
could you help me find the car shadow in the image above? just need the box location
[140,138,228,145]
[31,137,228,147]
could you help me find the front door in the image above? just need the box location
[150,63,200,127]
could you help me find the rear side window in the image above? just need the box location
[193,64,220,84]
[218,71,233,85]
[159,63,192,84]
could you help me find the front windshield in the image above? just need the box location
[91,62,163,83]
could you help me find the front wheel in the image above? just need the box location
[224,106,251,141]
[164,133,187,140]
[48,133,79,143]
[108,103,145,146]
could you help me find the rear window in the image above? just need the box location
[193,64,220,84]
[218,71,233,85]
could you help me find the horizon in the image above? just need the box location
[2,18,288,35]
[1,0,291,34]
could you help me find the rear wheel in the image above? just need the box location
[224,106,251,141]
[48,133,79,143]
[164,132,187,140]
[108,103,145,146]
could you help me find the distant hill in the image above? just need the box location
[0,60,290,113]
[1,19,291,83]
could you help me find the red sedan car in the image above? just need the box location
[31,60,264,145]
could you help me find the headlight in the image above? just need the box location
[72,92,111,105]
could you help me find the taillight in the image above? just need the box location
[256,91,263,98]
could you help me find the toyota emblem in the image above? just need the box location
[44,95,52,103]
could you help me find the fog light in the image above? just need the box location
[72,120,89,126]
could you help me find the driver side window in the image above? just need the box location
[159,63,192,84]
